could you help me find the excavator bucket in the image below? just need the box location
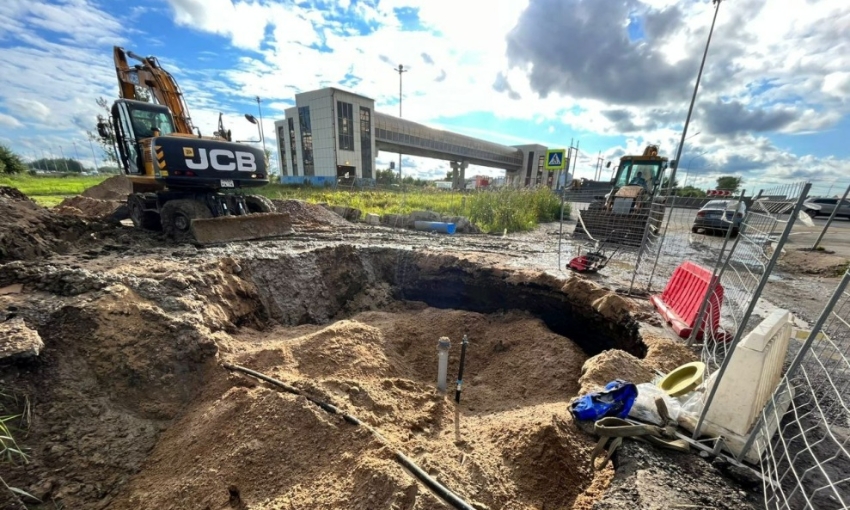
[190,212,294,245]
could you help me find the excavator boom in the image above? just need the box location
[114,46,195,135]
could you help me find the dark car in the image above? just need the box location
[692,199,747,236]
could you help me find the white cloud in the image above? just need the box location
[0,113,23,129]
[0,0,848,188]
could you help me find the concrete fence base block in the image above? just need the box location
[687,308,795,463]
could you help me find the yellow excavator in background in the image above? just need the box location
[97,46,292,244]
[573,145,669,248]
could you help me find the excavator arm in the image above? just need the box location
[113,46,195,135]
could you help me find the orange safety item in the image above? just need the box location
[650,261,724,339]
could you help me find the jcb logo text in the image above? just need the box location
[185,148,256,172]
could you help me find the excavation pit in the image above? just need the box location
[0,245,685,510]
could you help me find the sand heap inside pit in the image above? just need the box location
[272,199,353,229]
[108,307,613,510]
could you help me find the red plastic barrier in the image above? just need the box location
[650,261,724,339]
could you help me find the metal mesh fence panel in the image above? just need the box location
[695,182,812,371]
[746,270,850,509]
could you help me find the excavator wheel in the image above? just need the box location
[244,195,276,214]
[128,195,162,231]
[161,199,212,242]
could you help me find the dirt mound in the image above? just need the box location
[579,334,698,394]
[780,248,849,276]
[272,199,352,228]
[579,349,655,394]
[0,191,117,262]
[0,186,31,201]
[81,175,132,200]
[0,259,264,509]
[55,195,124,218]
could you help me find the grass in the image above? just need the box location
[1,390,37,506]
[0,174,110,206]
[1,174,568,233]
[256,185,568,233]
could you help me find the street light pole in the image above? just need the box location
[394,64,407,181]
[256,96,266,154]
[668,0,723,191]
[88,138,100,172]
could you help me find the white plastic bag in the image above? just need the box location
[628,383,682,425]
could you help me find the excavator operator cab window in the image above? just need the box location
[616,161,662,192]
[128,106,176,140]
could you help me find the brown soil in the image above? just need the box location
[272,199,353,228]
[103,308,608,510]
[81,175,132,200]
[0,186,118,262]
[55,195,123,218]
[779,248,849,276]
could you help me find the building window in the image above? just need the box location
[337,101,354,151]
[288,117,298,176]
[298,106,314,176]
[277,125,287,176]
[360,106,372,179]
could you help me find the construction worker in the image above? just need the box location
[630,171,648,189]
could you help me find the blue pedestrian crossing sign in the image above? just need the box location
[545,149,567,170]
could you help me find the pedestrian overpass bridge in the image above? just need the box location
[275,87,563,188]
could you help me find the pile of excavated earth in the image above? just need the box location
[0,184,762,509]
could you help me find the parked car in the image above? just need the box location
[802,197,850,219]
[692,199,747,236]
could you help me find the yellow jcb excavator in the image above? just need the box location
[97,46,292,244]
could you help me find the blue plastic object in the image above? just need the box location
[569,380,638,421]
[413,221,456,235]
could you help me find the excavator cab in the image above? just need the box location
[107,99,176,175]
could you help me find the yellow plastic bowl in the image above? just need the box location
[657,361,706,398]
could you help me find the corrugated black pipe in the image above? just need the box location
[222,363,476,510]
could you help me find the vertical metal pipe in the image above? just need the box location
[692,183,812,439]
[437,337,451,393]
[455,335,469,403]
[668,0,723,191]
[812,183,850,250]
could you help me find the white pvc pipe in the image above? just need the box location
[437,337,451,392]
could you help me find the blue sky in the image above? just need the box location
[0,0,848,196]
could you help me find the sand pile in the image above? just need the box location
[81,174,132,200]
[109,308,609,509]
[55,195,124,218]
[272,199,353,228]
[579,334,698,394]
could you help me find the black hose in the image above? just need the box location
[455,335,469,404]
[222,363,476,510]
[395,452,476,510]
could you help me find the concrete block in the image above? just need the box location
[365,213,380,225]
[704,308,792,436]
[681,308,793,462]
